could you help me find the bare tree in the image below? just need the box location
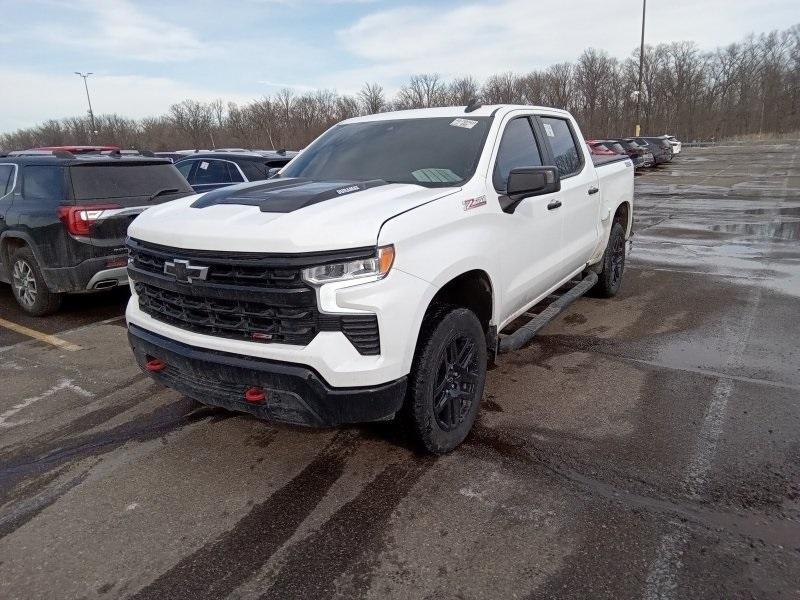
[448,76,480,106]
[359,83,387,114]
[396,74,447,109]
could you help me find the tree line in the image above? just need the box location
[2,24,798,152]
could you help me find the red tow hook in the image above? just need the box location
[145,358,167,372]
[244,387,266,404]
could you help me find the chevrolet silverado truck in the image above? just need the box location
[126,104,633,453]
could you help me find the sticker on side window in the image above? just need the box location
[543,123,555,137]
[199,161,209,170]
[450,118,478,129]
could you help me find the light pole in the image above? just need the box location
[74,72,97,141]
[634,0,646,136]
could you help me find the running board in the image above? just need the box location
[497,271,598,354]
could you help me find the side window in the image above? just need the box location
[0,165,15,196]
[226,162,245,183]
[492,117,542,192]
[23,166,64,203]
[239,160,267,181]
[194,160,232,185]
[540,117,583,177]
[176,160,194,180]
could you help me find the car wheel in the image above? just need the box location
[593,221,626,298]
[10,247,63,316]
[402,304,487,454]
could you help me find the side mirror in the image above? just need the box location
[266,167,281,179]
[501,166,561,213]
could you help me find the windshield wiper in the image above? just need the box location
[147,188,180,202]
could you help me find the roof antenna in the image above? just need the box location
[464,98,482,113]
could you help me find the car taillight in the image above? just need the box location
[57,204,121,236]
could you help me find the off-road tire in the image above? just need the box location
[593,221,626,298]
[401,303,487,454]
[10,247,62,316]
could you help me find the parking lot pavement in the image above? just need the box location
[1,141,799,600]
[0,285,129,348]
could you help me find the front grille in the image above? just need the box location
[135,281,316,345]
[128,239,380,354]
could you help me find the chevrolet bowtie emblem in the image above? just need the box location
[163,259,209,283]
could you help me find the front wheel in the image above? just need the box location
[402,304,487,454]
[593,221,627,298]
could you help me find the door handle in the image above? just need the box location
[588,186,600,195]
[547,200,562,210]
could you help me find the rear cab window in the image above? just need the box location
[539,116,584,178]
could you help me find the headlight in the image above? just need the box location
[302,245,395,285]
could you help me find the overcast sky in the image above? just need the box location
[0,0,797,133]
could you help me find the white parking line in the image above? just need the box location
[643,287,759,600]
[0,378,94,428]
[643,150,796,600]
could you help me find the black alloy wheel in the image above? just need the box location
[432,335,479,432]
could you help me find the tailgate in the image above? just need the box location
[68,162,193,251]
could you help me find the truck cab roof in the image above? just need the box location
[341,104,573,125]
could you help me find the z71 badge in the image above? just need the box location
[463,196,487,211]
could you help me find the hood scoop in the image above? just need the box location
[190,178,389,213]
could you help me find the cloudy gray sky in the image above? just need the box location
[0,0,797,132]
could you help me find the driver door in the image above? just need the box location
[490,116,564,324]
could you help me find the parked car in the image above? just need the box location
[174,151,297,193]
[662,134,682,154]
[127,104,634,453]
[626,136,673,164]
[603,139,654,168]
[0,152,194,315]
[586,140,619,156]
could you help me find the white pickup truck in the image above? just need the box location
[126,104,633,453]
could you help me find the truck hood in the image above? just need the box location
[128,178,458,252]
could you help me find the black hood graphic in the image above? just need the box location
[190,178,389,213]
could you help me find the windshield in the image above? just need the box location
[69,163,192,200]
[281,117,492,187]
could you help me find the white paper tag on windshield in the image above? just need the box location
[543,123,555,137]
[450,118,478,129]
[199,161,209,170]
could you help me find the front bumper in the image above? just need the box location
[126,266,434,388]
[129,324,406,426]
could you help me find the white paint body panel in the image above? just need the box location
[127,105,634,387]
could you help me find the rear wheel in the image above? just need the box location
[402,304,487,454]
[593,221,626,298]
[10,247,62,316]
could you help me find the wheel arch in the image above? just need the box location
[613,201,632,238]
[0,232,37,275]
[413,269,496,360]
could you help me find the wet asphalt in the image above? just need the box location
[0,141,798,600]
